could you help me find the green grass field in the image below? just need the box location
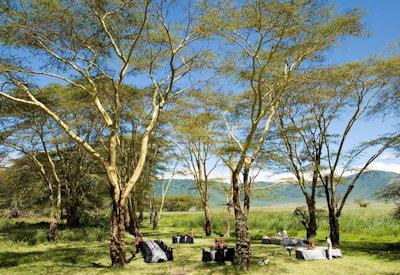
[0,204,399,274]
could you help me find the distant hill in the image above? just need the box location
[154,170,399,208]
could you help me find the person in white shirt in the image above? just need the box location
[275,231,282,239]
[326,237,333,260]
[280,228,288,239]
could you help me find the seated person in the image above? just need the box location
[187,228,195,243]
[280,228,289,239]
[132,229,143,256]
[131,230,173,263]
[212,237,226,250]
[188,228,195,238]
[203,243,234,262]
[306,239,316,250]
[274,230,283,239]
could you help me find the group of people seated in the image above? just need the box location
[131,228,234,263]
[172,228,195,243]
[202,236,235,262]
[131,227,336,263]
[274,228,289,239]
[131,229,174,263]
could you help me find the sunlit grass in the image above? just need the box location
[0,203,399,274]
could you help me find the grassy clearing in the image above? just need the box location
[0,204,399,274]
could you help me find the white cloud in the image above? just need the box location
[168,160,400,182]
[364,161,400,174]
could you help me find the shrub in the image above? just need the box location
[353,198,369,208]
[161,195,203,211]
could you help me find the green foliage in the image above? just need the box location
[158,195,203,212]
[353,198,369,208]
[293,205,327,229]
[377,179,400,220]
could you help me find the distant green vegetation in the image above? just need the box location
[0,204,399,274]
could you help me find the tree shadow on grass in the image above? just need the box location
[341,241,400,262]
[0,246,108,269]
[0,221,49,244]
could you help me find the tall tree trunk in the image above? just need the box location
[126,198,138,234]
[243,158,251,214]
[328,207,340,247]
[138,210,144,224]
[110,197,126,266]
[149,199,155,224]
[66,204,81,228]
[203,202,212,236]
[152,212,159,230]
[306,199,317,239]
[224,196,232,237]
[48,179,61,241]
[232,170,250,269]
[323,176,340,247]
[49,195,58,241]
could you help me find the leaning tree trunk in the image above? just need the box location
[232,170,250,269]
[110,196,126,266]
[203,202,212,236]
[306,199,318,239]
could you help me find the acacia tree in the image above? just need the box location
[273,83,325,239]
[0,102,65,239]
[171,91,221,236]
[200,0,362,268]
[293,61,400,246]
[0,0,207,265]
[0,91,106,234]
[149,159,177,229]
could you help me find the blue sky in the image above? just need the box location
[328,0,400,65]
[198,0,400,181]
[325,0,400,172]
[1,0,399,178]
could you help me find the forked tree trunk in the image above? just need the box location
[232,170,250,269]
[110,199,126,266]
[203,202,212,236]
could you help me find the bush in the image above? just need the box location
[161,195,203,211]
[353,198,369,208]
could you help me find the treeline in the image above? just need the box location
[0,0,399,269]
